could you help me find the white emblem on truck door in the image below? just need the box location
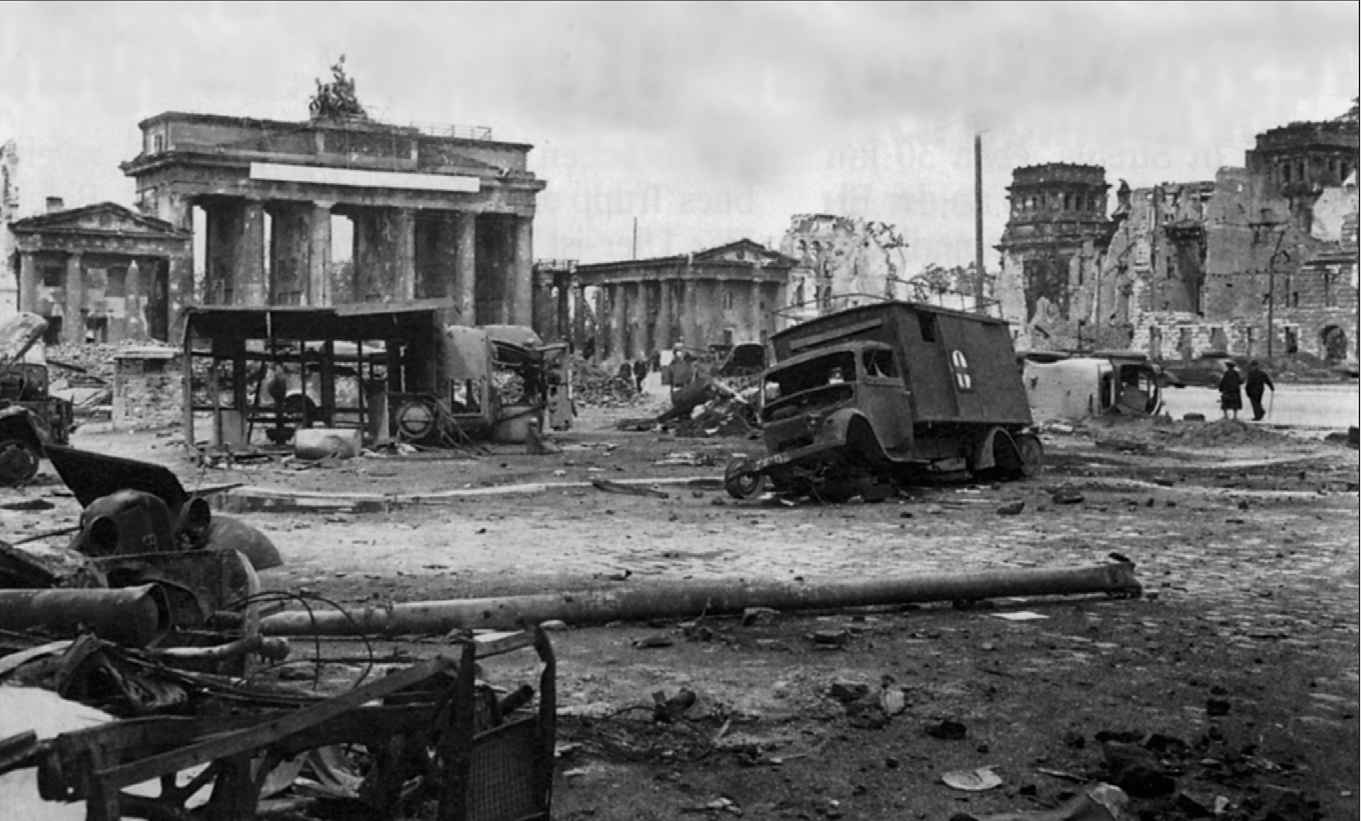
[950,350,973,391]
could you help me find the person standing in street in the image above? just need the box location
[1245,360,1276,421]
[1217,361,1243,420]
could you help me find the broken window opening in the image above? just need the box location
[919,313,938,342]
[863,349,898,379]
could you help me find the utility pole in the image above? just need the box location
[1266,226,1287,359]
[632,217,638,261]
[973,134,986,311]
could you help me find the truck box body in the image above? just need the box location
[768,302,1032,427]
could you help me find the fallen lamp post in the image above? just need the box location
[261,562,1142,636]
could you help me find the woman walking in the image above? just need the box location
[1217,361,1243,420]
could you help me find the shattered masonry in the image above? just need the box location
[996,112,1359,363]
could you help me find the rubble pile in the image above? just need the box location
[48,339,176,382]
[672,392,759,439]
[1169,418,1296,447]
[571,356,648,408]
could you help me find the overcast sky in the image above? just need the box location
[2,1,1357,273]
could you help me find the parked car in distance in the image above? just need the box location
[1158,353,1247,389]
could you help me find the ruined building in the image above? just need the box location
[997,111,1359,364]
[573,240,795,365]
[10,199,191,344]
[0,141,18,314]
[994,164,1117,350]
[779,214,906,320]
[120,111,547,328]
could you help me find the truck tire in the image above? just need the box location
[724,458,767,500]
[1012,433,1044,478]
[0,439,40,486]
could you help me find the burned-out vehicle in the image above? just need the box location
[390,323,572,447]
[724,302,1042,500]
[0,312,75,485]
[1021,350,1169,423]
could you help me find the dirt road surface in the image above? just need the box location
[7,397,1358,821]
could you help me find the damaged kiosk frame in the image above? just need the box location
[181,300,571,454]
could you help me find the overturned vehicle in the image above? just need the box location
[1020,350,1169,424]
[725,302,1042,501]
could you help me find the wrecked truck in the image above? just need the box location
[388,323,572,447]
[0,312,75,484]
[724,301,1042,500]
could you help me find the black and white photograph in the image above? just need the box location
[0,2,1357,819]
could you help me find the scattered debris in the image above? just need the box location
[591,479,670,499]
[952,782,1132,820]
[942,765,1003,791]
[926,719,968,740]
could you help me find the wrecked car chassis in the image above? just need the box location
[14,628,555,821]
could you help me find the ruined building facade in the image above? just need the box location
[573,240,794,365]
[779,214,906,321]
[120,112,546,330]
[9,200,191,344]
[994,164,1117,350]
[997,115,1359,364]
[0,141,18,315]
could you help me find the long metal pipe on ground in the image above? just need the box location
[0,584,171,647]
[261,563,1141,637]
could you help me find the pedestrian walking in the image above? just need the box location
[1244,360,1276,421]
[633,358,649,392]
[1217,361,1243,420]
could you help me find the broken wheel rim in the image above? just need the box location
[0,439,39,486]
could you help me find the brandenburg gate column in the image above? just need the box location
[237,199,267,306]
[454,212,476,325]
[395,207,416,301]
[511,216,534,327]
[307,202,333,307]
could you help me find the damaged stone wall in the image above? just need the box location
[779,214,905,313]
[993,164,1116,351]
[112,347,182,431]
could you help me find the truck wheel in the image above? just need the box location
[0,439,40,486]
[1013,433,1044,478]
[724,458,766,500]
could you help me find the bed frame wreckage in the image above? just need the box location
[0,300,1150,819]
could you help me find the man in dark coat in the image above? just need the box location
[1217,361,1243,420]
[1244,361,1276,421]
